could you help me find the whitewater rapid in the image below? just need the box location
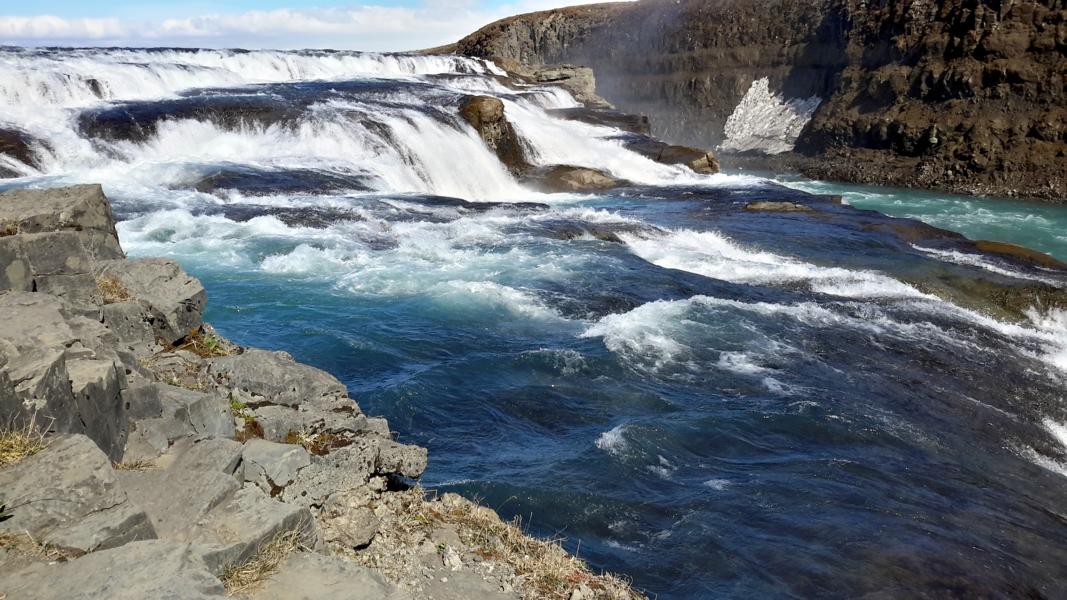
[3,47,1067,598]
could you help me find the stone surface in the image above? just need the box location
[0,184,123,259]
[453,0,1065,200]
[255,551,404,600]
[0,435,156,553]
[243,438,312,494]
[95,258,206,345]
[209,349,348,407]
[532,165,626,193]
[744,201,814,212]
[0,540,226,600]
[459,95,529,173]
[191,485,320,568]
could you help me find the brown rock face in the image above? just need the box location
[458,95,529,172]
[452,0,1067,201]
[530,165,627,192]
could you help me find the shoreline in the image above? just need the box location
[0,184,644,600]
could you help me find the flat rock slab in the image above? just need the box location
[0,184,123,260]
[255,551,405,600]
[0,540,225,600]
[209,349,348,407]
[0,434,155,553]
[243,438,311,494]
[95,258,206,345]
[192,486,320,569]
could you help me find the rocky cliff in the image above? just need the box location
[451,0,1067,201]
[0,185,641,600]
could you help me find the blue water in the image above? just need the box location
[781,178,1067,262]
[4,47,1067,599]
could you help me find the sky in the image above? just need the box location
[0,1,618,51]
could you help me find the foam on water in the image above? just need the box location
[0,48,502,111]
[620,228,929,299]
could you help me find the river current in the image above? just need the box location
[2,48,1067,599]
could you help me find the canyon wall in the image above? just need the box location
[452,0,1067,200]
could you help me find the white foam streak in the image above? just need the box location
[622,229,928,299]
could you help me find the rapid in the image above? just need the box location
[2,47,1067,599]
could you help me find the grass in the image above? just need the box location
[231,398,264,443]
[96,274,132,304]
[349,487,644,600]
[113,458,157,472]
[175,330,231,359]
[220,530,305,597]
[0,531,70,562]
[0,415,49,469]
[283,430,352,456]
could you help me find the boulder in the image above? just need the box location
[0,128,45,175]
[0,184,123,259]
[623,137,720,174]
[744,201,814,212]
[281,438,427,508]
[548,107,650,135]
[242,438,312,495]
[95,258,206,345]
[459,95,529,173]
[117,438,249,537]
[530,165,627,193]
[255,551,403,600]
[319,490,380,549]
[0,540,226,600]
[0,435,156,553]
[191,485,320,569]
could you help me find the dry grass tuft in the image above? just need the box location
[283,430,352,456]
[175,330,232,359]
[0,415,49,469]
[0,531,71,562]
[221,530,305,597]
[113,458,157,472]
[96,274,132,304]
[370,488,643,600]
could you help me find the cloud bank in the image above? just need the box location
[0,2,606,51]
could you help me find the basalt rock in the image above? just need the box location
[529,165,628,193]
[452,0,1067,201]
[548,107,650,135]
[459,95,529,173]
[0,128,46,177]
[623,137,720,174]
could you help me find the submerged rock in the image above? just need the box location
[744,201,814,212]
[528,165,627,193]
[623,136,720,174]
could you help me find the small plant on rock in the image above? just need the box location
[0,500,13,523]
[0,414,48,469]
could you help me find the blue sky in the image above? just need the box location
[0,1,611,50]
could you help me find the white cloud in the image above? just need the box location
[0,2,618,51]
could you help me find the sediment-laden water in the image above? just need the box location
[2,48,1067,599]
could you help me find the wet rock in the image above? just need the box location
[744,201,813,212]
[0,435,156,553]
[256,551,401,600]
[530,165,627,193]
[0,185,123,259]
[192,167,371,198]
[971,240,1067,271]
[623,136,720,174]
[548,107,650,135]
[95,258,206,345]
[0,128,47,176]
[459,95,529,173]
[0,540,226,600]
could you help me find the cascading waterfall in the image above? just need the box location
[2,46,1067,600]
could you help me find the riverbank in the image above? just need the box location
[0,185,643,600]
